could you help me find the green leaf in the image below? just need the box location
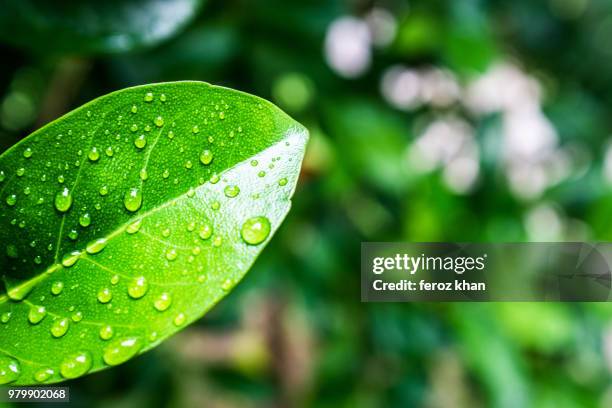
[0,0,205,55]
[0,81,308,384]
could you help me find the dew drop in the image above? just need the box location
[134,134,147,149]
[34,368,54,383]
[86,238,108,254]
[54,187,73,213]
[99,185,109,196]
[173,313,186,326]
[200,150,213,165]
[165,248,177,261]
[131,105,138,113]
[6,194,16,206]
[154,293,172,311]
[62,250,82,267]
[103,337,143,366]
[51,281,64,295]
[192,125,199,134]
[199,224,213,240]
[211,201,220,210]
[97,288,113,304]
[79,213,91,227]
[222,278,233,291]
[126,219,142,234]
[279,178,288,186]
[224,185,240,198]
[154,116,164,127]
[240,216,271,245]
[124,188,143,212]
[60,352,92,379]
[99,325,114,340]
[28,305,47,324]
[23,147,33,158]
[144,92,154,102]
[1,312,11,323]
[127,276,148,299]
[0,355,20,384]
[88,147,100,162]
[50,318,70,338]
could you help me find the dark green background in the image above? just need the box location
[2,0,612,407]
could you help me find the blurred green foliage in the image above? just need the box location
[2,0,612,407]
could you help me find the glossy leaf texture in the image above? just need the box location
[0,0,204,55]
[0,81,308,384]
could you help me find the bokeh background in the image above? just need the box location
[2,0,612,407]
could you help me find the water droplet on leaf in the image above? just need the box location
[240,216,271,245]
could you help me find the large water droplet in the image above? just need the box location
[103,337,143,366]
[88,147,100,162]
[124,188,143,212]
[28,305,47,324]
[97,288,113,304]
[99,325,114,340]
[154,293,172,311]
[54,188,72,212]
[86,238,107,254]
[240,216,271,245]
[134,134,147,149]
[50,318,70,338]
[60,352,92,379]
[224,185,240,198]
[165,248,177,261]
[6,194,16,206]
[1,312,11,323]
[0,355,20,384]
[200,150,213,165]
[34,368,54,383]
[199,224,213,240]
[51,281,64,295]
[127,276,148,299]
[62,250,82,267]
[173,313,186,326]
[126,219,142,234]
[79,213,91,227]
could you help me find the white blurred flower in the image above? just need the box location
[407,117,479,194]
[524,203,564,241]
[381,66,422,110]
[365,8,397,47]
[324,17,371,78]
[465,61,571,200]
